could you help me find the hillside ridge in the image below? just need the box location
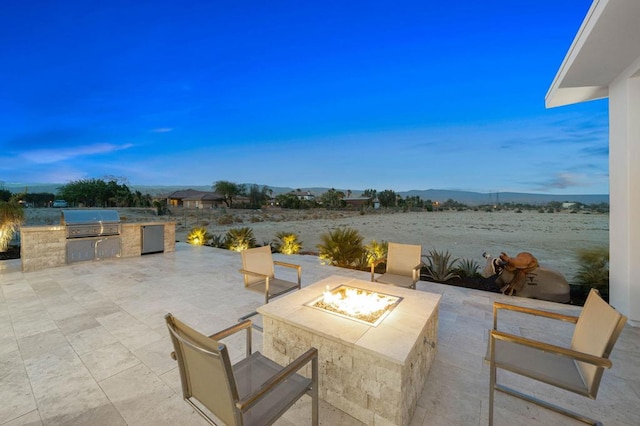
[3,182,608,206]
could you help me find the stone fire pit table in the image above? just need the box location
[257,275,441,426]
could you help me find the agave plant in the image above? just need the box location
[209,234,226,249]
[224,227,257,252]
[273,231,302,255]
[455,258,480,278]
[421,249,460,282]
[186,226,211,246]
[316,227,364,268]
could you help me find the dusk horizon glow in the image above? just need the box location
[1,0,609,195]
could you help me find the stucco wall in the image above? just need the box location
[608,58,640,324]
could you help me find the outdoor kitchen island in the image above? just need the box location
[257,275,441,426]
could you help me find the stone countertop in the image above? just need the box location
[21,221,176,231]
[121,222,176,227]
[20,225,65,232]
[257,275,441,365]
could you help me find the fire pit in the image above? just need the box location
[258,276,441,426]
[305,285,402,326]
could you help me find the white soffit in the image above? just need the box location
[546,0,640,108]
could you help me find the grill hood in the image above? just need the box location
[61,209,121,239]
[61,209,120,225]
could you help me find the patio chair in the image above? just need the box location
[239,246,301,304]
[370,242,422,289]
[486,288,627,425]
[165,313,319,426]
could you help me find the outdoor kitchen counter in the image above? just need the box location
[120,222,176,257]
[20,222,176,272]
[257,275,441,426]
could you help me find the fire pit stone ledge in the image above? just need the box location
[258,275,441,426]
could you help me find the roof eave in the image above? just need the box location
[545,86,608,108]
[546,0,640,108]
[545,0,604,108]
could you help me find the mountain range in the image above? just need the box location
[3,182,609,206]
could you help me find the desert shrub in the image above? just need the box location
[217,214,234,225]
[273,232,302,255]
[186,226,211,246]
[209,234,226,248]
[364,240,388,271]
[153,200,170,215]
[249,216,262,223]
[225,227,257,251]
[0,200,25,252]
[455,258,480,278]
[317,227,364,268]
[421,249,460,282]
[574,247,609,296]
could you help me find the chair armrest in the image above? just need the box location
[370,257,387,281]
[239,268,269,279]
[412,262,423,275]
[273,260,301,271]
[372,257,387,267]
[489,329,612,368]
[211,319,253,358]
[236,347,318,412]
[273,261,302,285]
[410,262,424,282]
[210,319,252,340]
[493,301,579,329]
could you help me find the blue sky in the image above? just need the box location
[1,0,608,194]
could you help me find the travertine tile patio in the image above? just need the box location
[1,243,638,425]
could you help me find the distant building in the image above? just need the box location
[343,197,371,209]
[562,202,577,209]
[288,191,315,201]
[167,189,225,208]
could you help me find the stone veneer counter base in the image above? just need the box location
[20,221,176,272]
[257,275,441,426]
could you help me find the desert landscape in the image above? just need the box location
[19,207,608,282]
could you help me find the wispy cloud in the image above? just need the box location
[20,143,134,164]
[533,173,598,191]
[151,128,173,133]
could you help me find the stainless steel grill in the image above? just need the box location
[61,209,121,238]
[61,209,122,263]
